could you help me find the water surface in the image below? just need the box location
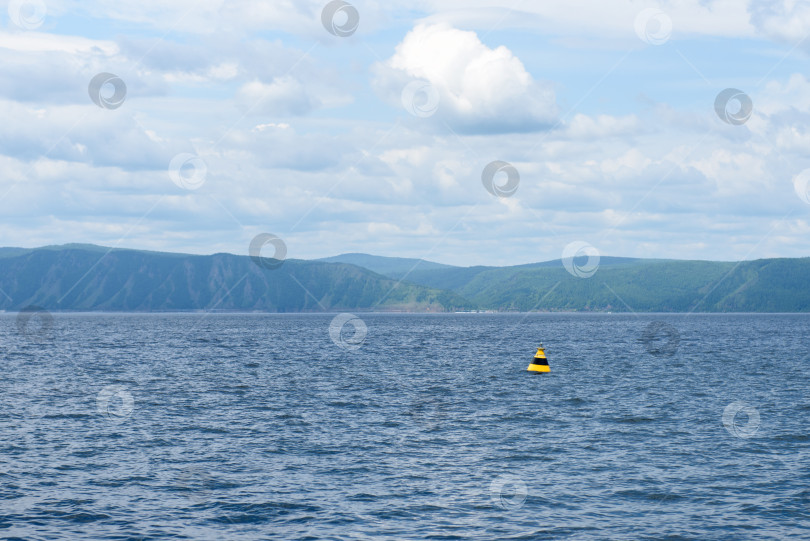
[1,313,809,539]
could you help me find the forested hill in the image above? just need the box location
[1,245,809,312]
[0,246,472,312]
[323,253,810,312]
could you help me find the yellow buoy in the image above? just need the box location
[527,343,550,372]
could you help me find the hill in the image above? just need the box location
[0,246,473,312]
[328,254,810,312]
[1,245,809,312]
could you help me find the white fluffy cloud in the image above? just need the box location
[373,23,558,134]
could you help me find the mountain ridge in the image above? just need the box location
[0,246,473,312]
[0,244,808,312]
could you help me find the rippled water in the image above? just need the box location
[2,313,809,539]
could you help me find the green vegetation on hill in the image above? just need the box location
[0,247,474,312]
[1,246,809,312]
[327,253,810,312]
[453,260,734,311]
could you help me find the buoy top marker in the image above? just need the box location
[527,343,550,372]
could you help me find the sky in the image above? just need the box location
[2,0,810,266]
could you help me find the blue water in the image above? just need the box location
[1,313,809,539]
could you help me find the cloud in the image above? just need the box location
[234,71,353,117]
[0,31,171,106]
[116,35,302,85]
[222,122,353,171]
[564,113,640,140]
[395,0,756,41]
[2,2,810,266]
[60,0,758,41]
[0,31,122,104]
[0,31,118,55]
[758,73,810,115]
[235,76,319,116]
[373,23,558,134]
[62,0,383,38]
[0,98,182,171]
[748,0,810,45]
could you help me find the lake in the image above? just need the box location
[1,313,808,539]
